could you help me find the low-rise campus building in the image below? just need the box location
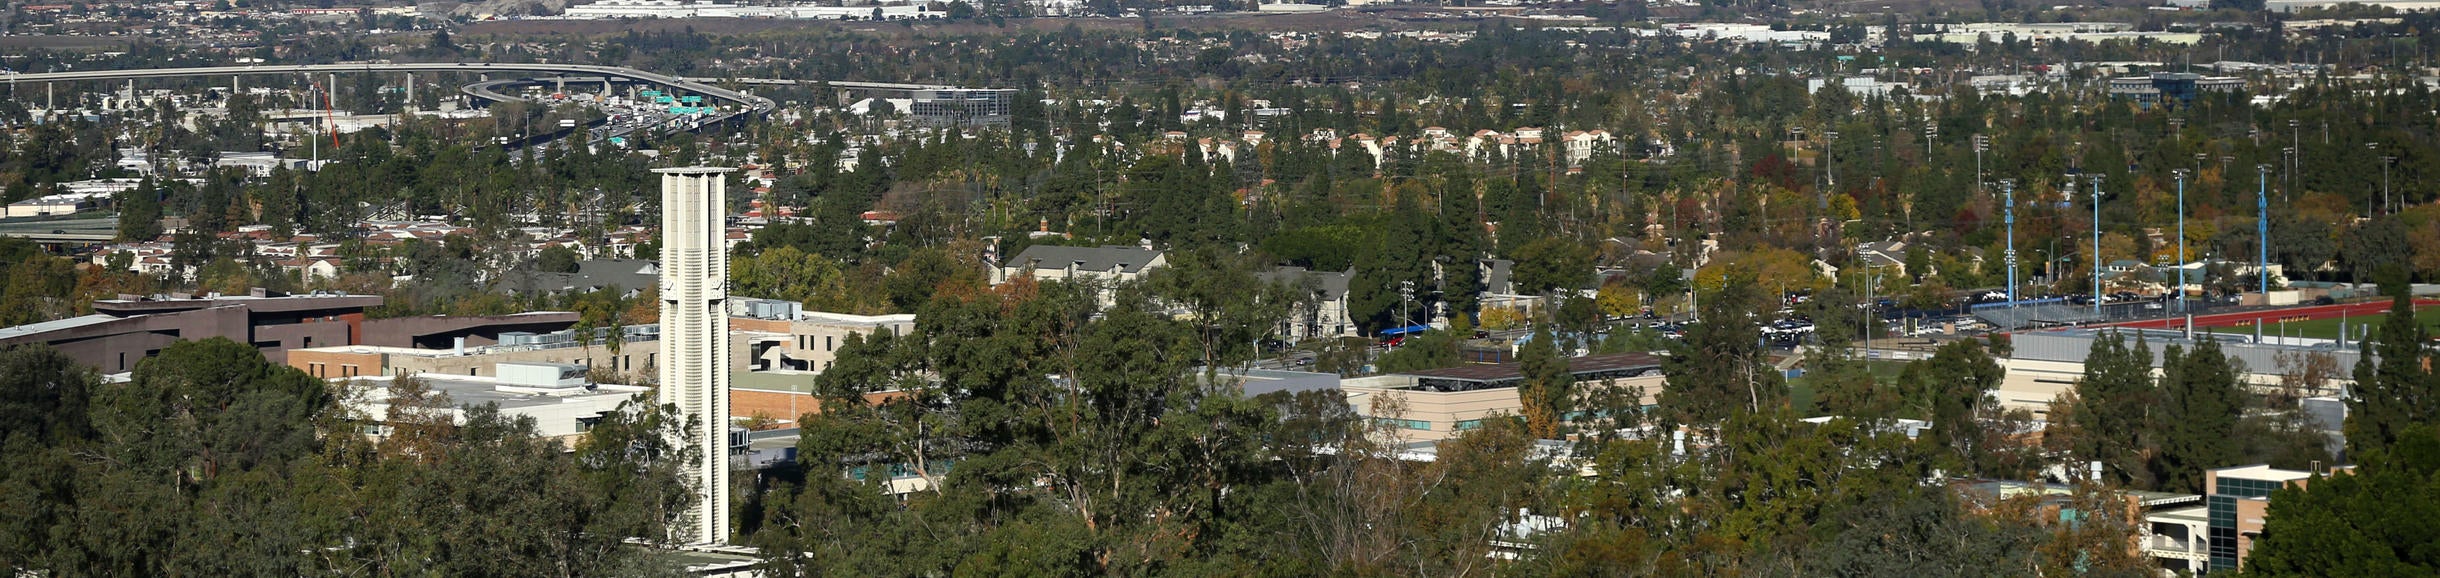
[1342,352,1666,441]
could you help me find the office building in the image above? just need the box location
[2202,465,2334,573]
[2108,72,2245,105]
[287,322,659,380]
[908,88,1015,127]
[727,297,915,423]
[0,289,380,373]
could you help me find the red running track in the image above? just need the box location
[2098,299,2440,331]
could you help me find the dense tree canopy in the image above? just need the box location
[0,340,694,575]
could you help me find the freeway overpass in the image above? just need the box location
[681,77,952,91]
[3,62,775,113]
[0,215,118,249]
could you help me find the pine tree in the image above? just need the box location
[116,177,164,242]
[2068,331,2157,487]
[2154,339,2245,493]
[2347,282,2439,458]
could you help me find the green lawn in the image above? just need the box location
[1789,359,1914,418]
[2197,307,2440,342]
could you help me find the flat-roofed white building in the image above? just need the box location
[339,363,651,441]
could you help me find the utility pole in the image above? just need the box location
[2090,174,2105,321]
[2257,165,2272,298]
[2369,142,2393,213]
[2283,146,2298,207]
[2174,169,2190,315]
[1824,130,1840,196]
[1863,260,1874,354]
[1973,135,1988,195]
[2290,119,2301,197]
[2383,155,2395,213]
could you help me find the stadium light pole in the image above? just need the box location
[2090,174,2105,321]
[2258,165,2272,298]
[1973,135,1988,195]
[2001,178,2019,310]
[2384,155,2396,213]
[2173,169,2189,315]
[2368,142,2381,213]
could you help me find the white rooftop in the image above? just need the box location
[2215,464,2316,483]
[800,311,917,326]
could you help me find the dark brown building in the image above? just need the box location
[0,290,379,373]
[359,312,582,350]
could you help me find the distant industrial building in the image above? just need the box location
[559,0,937,20]
[906,88,1015,127]
[3,191,111,218]
[2108,72,2245,105]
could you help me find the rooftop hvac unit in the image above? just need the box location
[497,362,588,389]
[746,299,799,320]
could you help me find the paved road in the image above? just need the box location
[0,214,117,245]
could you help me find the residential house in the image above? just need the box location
[496,259,661,298]
[992,245,1168,307]
[1852,240,1916,280]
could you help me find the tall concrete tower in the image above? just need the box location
[656,166,735,545]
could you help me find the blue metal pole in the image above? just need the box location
[2259,165,2271,297]
[2004,180,2017,304]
